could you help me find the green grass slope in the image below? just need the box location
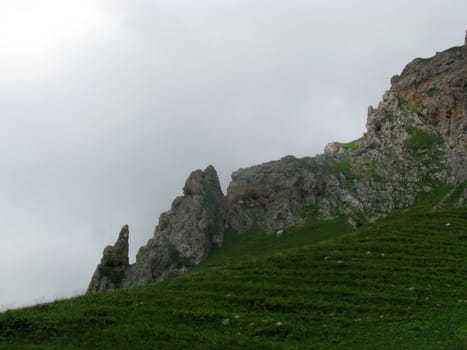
[1,208,467,349]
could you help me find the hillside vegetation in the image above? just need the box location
[2,37,465,350]
[1,205,467,349]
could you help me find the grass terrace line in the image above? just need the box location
[1,207,466,349]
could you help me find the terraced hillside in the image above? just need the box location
[1,207,466,349]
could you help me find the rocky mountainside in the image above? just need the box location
[88,38,466,293]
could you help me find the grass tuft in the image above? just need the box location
[403,126,443,152]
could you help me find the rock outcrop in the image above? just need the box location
[390,44,466,149]
[88,37,467,293]
[227,40,466,230]
[87,165,228,293]
[227,156,326,231]
[122,165,228,288]
[87,225,129,293]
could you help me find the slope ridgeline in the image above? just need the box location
[88,37,466,293]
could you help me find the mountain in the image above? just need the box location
[1,35,467,350]
[88,37,466,293]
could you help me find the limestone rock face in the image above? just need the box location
[154,165,228,263]
[88,166,228,293]
[227,41,466,231]
[226,153,368,231]
[88,37,467,294]
[390,44,466,150]
[87,225,129,293]
[227,156,326,231]
[122,165,229,288]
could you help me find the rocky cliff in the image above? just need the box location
[88,38,466,293]
[88,166,228,292]
[227,39,466,230]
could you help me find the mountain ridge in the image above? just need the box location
[2,35,467,350]
[88,38,466,293]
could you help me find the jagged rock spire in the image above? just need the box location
[88,165,229,293]
[87,225,130,293]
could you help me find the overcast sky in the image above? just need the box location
[0,0,465,309]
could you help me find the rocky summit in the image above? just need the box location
[88,38,466,293]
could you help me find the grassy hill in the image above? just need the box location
[1,207,467,349]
